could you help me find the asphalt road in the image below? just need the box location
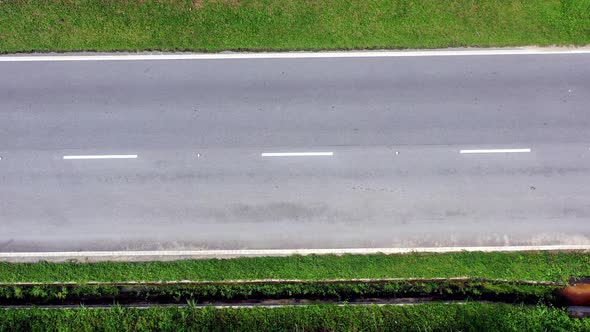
[1,51,589,252]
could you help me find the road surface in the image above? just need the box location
[1,50,589,252]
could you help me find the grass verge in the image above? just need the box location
[0,0,589,53]
[1,252,588,283]
[0,279,564,306]
[1,303,589,332]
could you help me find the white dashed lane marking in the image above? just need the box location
[261,152,334,157]
[460,148,531,154]
[63,155,138,160]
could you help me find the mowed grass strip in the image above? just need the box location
[1,252,589,283]
[1,303,589,332]
[0,0,589,53]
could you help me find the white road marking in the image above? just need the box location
[460,148,531,154]
[261,152,334,157]
[63,154,138,160]
[0,245,589,261]
[1,48,589,62]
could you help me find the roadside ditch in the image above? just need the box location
[0,278,573,307]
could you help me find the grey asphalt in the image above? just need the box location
[1,53,589,251]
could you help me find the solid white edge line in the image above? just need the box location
[1,245,589,259]
[63,155,138,160]
[1,49,590,62]
[261,152,334,157]
[460,148,531,154]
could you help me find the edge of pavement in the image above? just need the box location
[1,245,590,262]
[1,46,590,61]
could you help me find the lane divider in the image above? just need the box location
[63,155,138,160]
[460,148,531,154]
[261,152,334,157]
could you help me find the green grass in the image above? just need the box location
[0,303,588,332]
[0,280,563,306]
[1,253,587,329]
[0,0,589,53]
[1,252,589,283]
